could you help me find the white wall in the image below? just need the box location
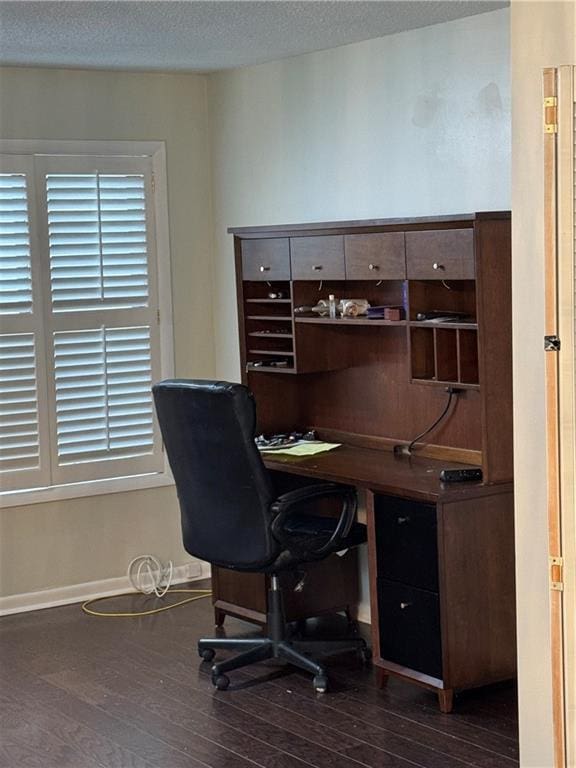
[0,67,214,598]
[209,8,511,382]
[511,3,576,766]
[208,8,511,624]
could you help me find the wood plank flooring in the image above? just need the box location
[0,580,518,768]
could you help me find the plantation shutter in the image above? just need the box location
[0,155,51,491]
[34,155,163,486]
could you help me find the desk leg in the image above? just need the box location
[438,689,454,713]
[214,608,226,627]
[376,668,389,688]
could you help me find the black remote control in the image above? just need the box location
[440,468,483,483]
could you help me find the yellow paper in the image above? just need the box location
[261,442,341,457]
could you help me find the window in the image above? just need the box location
[0,142,173,503]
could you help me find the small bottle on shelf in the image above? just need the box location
[328,294,337,319]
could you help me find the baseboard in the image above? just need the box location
[0,559,211,617]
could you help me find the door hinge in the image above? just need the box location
[544,96,558,133]
[156,308,161,324]
[151,173,156,193]
[550,556,564,591]
[544,335,561,351]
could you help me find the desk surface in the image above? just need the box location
[263,444,510,503]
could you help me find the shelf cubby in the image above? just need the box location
[410,325,480,388]
[458,329,480,385]
[295,317,406,327]
[243,280,295,373]
[435,328,459,382]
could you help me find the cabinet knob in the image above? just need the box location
[432,262,445,271]
[312,265,323,271]
[368,263,379,271]
[397,516,410,525]
[400,602,412,610]
[259,265,270,273]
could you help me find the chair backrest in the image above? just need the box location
[152,379,279,570]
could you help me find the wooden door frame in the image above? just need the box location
[543,64,575,768]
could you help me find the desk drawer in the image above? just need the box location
[242,238,291,281]
[345,233,406,280]
[378,580,442,679]
[375,495,438,592]
[290,236,345,280]
[406,229,474,280]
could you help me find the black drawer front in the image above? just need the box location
[378,580,442,679]
[375,496,438,592]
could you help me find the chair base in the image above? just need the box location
[198,574,370,693]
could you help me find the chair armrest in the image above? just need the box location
[270,483,357,556]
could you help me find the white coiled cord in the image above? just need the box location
[81,555,211,617]
[127,555,173,598]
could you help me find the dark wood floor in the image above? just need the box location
[0,580,518,768]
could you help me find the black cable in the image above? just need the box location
[407,389,456,454]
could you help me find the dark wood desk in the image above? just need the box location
[263,443,497,501]
[219,213,516,712]
[263,444,516,714]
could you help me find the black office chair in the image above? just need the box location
[153,379,369,693]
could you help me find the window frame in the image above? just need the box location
[0,140,175,508]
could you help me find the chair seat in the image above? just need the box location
[283,513,367,548]
[266,513,367,572]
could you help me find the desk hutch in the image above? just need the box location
[213,213,515,712]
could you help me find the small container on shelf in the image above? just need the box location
[328,294,337,319]
[340,298,369,317]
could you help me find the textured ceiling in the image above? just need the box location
[0,1,508,73]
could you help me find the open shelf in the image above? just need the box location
[295,317,406,327]
[246,363,297,374]
[409,320,477,330]
[244,280,296,367]
[245,298,292,304]
[248,331,293,339]
[409,325,480,388]
[410,378,480,391]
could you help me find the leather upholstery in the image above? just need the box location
[153,379,366,573]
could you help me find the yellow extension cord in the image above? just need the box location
[81,588,212,618]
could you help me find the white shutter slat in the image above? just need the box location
[54,325,154,464]
[46,173,150,311]
[0,333,40,471]
[0,174,33,314]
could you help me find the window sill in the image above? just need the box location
[0,472,175,509]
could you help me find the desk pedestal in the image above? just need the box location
[367,488,516,712]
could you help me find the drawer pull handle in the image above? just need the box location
[397,516,410,525]
[400,602,412,610]
[259,265,270,273]
[432,262,445,271]
[368,263,379,271]
[312,265,323,271]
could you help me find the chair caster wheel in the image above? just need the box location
[211,671,230,690]
[313,675,328,694]
[199,648,215,662]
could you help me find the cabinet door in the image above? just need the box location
[406,229,474,280]
[290,236,345,280]
[242,238,291,281]
[345,233,406,279]
[378,580,443,679]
